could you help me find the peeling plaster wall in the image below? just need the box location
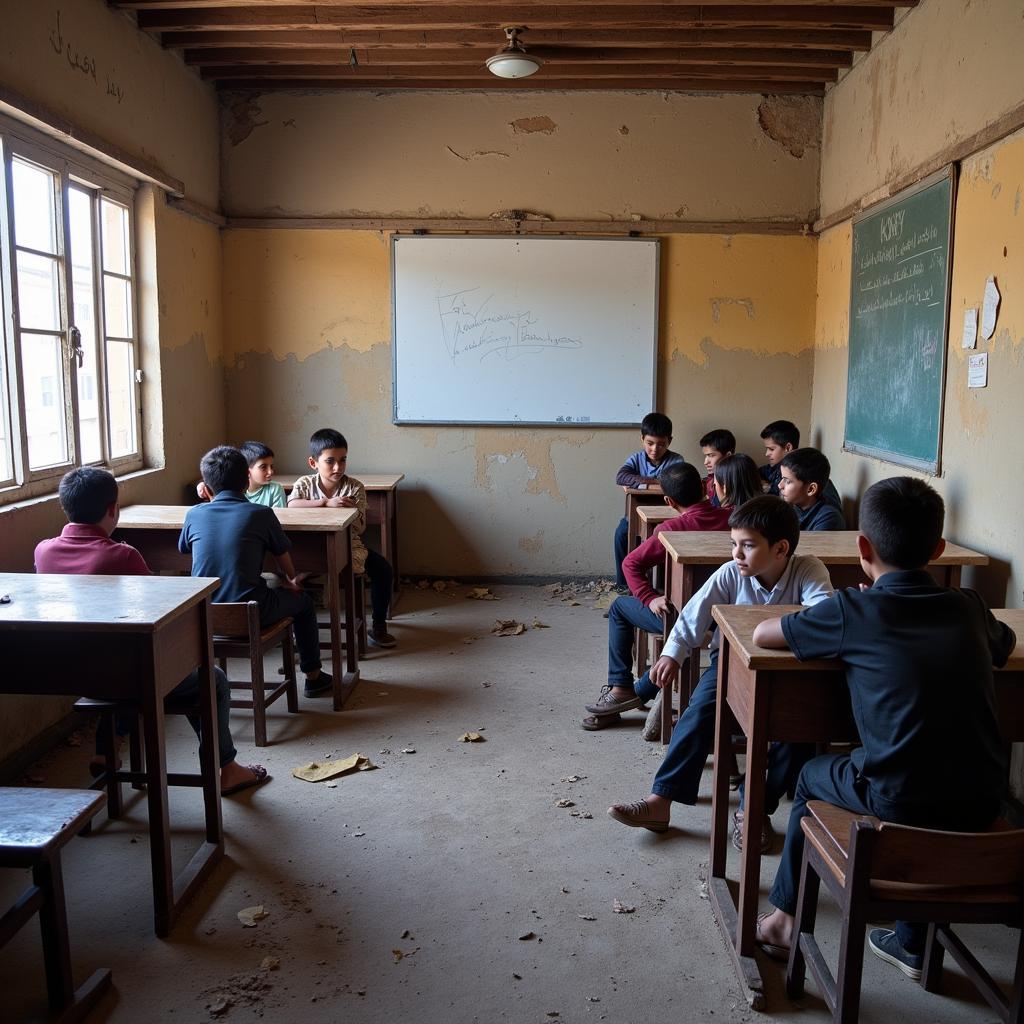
[0,1,224,764]
[223,229,816,576]
[820,0,1024,220]
[220,90,819,222]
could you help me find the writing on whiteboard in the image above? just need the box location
[437,287,582,363]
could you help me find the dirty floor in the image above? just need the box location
[1,584,1017,1023]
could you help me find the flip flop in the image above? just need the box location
[755,913,791,962]
[222,764,270,797]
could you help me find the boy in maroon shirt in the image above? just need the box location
[35,467,267,796]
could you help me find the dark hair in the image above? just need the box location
[310,428,348,459]
[200,446,248,495]
[729,495,800,556]
[239,440,274,467]
[859,477,944,569]
[780,447,831,490]
[660,462,704,507]
[58,467,118,525]
[699,428,736,454]
[760,420,800,448]
[713,453,762,508]
[640,412,672,439]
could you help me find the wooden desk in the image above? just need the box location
[115,505,361,710]
[624,486,663,556]
[708,604,1024,1010]
[277,473,405,608]
[636,504,677,544]
[0,573,223,937]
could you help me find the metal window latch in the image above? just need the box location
[69,325,84,368]
[135,369,144,383]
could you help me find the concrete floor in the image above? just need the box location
[2,584,1018,1023]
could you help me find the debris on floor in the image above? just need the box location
[201,967,275,1018]
[561,774,586,783]
[555,798,575,808]
[467,586,498,600]
[492,619,526,636]
[237,905,269,927]
[569,810,593,820]
[532,618,550,629]
[458,732,485,743]
[292,753,377,782]
[401,747,416,754]
[518,931,536,941]
[612,900,636,914]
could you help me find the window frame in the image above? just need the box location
[0,116,143,504]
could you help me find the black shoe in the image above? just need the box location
[868,929,923,980]
[303,671,333,698]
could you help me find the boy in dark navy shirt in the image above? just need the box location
[180,446,333,698]
[777,448,846,532]
[753,477,1015,979]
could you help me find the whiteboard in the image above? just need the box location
[392,236,659,425]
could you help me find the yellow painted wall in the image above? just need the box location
[223,229,817,575]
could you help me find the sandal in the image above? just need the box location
[581,713,619,731]
[222,764,270,797]
[755,912,790,962]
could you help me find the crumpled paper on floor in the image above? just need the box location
[467,587,499,601]
[458,732,486,743]
[492,619,526,636]
[237,905,269,927]
[292,753,377,782]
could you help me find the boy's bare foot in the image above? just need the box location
[755,908,794,960]
[220,761,269,796]
[607,794,671,832]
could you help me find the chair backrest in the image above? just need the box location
[210,601,260,639]
[867,820,1024,890]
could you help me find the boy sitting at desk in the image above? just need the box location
[606,496,834,847]
[34,467,267,795]
[753,477,1015,978]
[197,439,286,508]
[287,427,396,649]
[181,446,334,699]
[584,462,730,731]
[776,448,846,531]
[613,412,686,590]
[699,427,735,506]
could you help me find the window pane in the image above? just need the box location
[16,250,61,331]
[103,274,132,338]
[0,276,10,481]
[101,198,129,275]
[106,340,136,458]
[21,332,68,468]
[69,188,101,464]
[12,159,57,254]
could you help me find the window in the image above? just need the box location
[0,121,143,502]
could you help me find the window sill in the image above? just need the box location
[0,464,163,517]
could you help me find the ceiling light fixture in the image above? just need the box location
[485,27,542,80]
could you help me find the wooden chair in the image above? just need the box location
[74,698,146,827]
[787,799,1024,1024]
[212,602,298,747]
[0,787,113,1022]
[315,573,368,658]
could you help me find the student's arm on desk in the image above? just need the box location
[752,618,788,649]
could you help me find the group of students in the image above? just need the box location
[596,412,1016,982]
[34,426,397,797]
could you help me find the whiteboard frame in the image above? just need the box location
[842,165,957,475]
[390,234,659,427]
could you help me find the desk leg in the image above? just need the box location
[196,600,223,847]
[710,643,733,881]
[326,530,360,711]
[388,490,402,611]
[139,678,174,937]
[736,684,769,958]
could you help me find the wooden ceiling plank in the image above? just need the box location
[161,27,874,50]
[184,44,851,67]
[119,0,910,7]
[136,6,897,33]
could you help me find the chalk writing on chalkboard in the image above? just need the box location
[436,286,583,364]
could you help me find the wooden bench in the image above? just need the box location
[0,787,113,1021]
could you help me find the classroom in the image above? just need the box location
[1,0,1023,1020]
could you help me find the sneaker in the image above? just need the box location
[368,627,397,649]
[584,686,644,717]
[607,799,670,833]
[868,928,923,980]
[303,671,333,698]
[731,811,774,854]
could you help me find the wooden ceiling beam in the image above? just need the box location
[213,76,826,93]
[200,62,837,80]
[118,0,911,7]
[135,6,897,33]
[161,27,875,49]
[184,45,852,67]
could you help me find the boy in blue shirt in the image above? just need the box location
[181,446,334,698]
[777,448,846,531]
[613,412,685,588]
[607,497,833,842]
[758,420,800,496]
[753,478,1015,979]
[239,440,287,508]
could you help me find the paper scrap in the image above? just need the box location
[561,774,586,783]
[555,798,575,808]
[292,753,377,782]
[532,619,550,629]
[401,747,416,754]
[612,900,636,914]
[492,619,527,636]
[467,587,498,601]
[593,593,614,610]
[237,905,269,927]
[968,352,989,389]
[981,276,1001,340]
[961,308,978,349]
[458,732,486,743]
[260,957,280,971]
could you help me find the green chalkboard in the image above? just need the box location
[845,167,956,473]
